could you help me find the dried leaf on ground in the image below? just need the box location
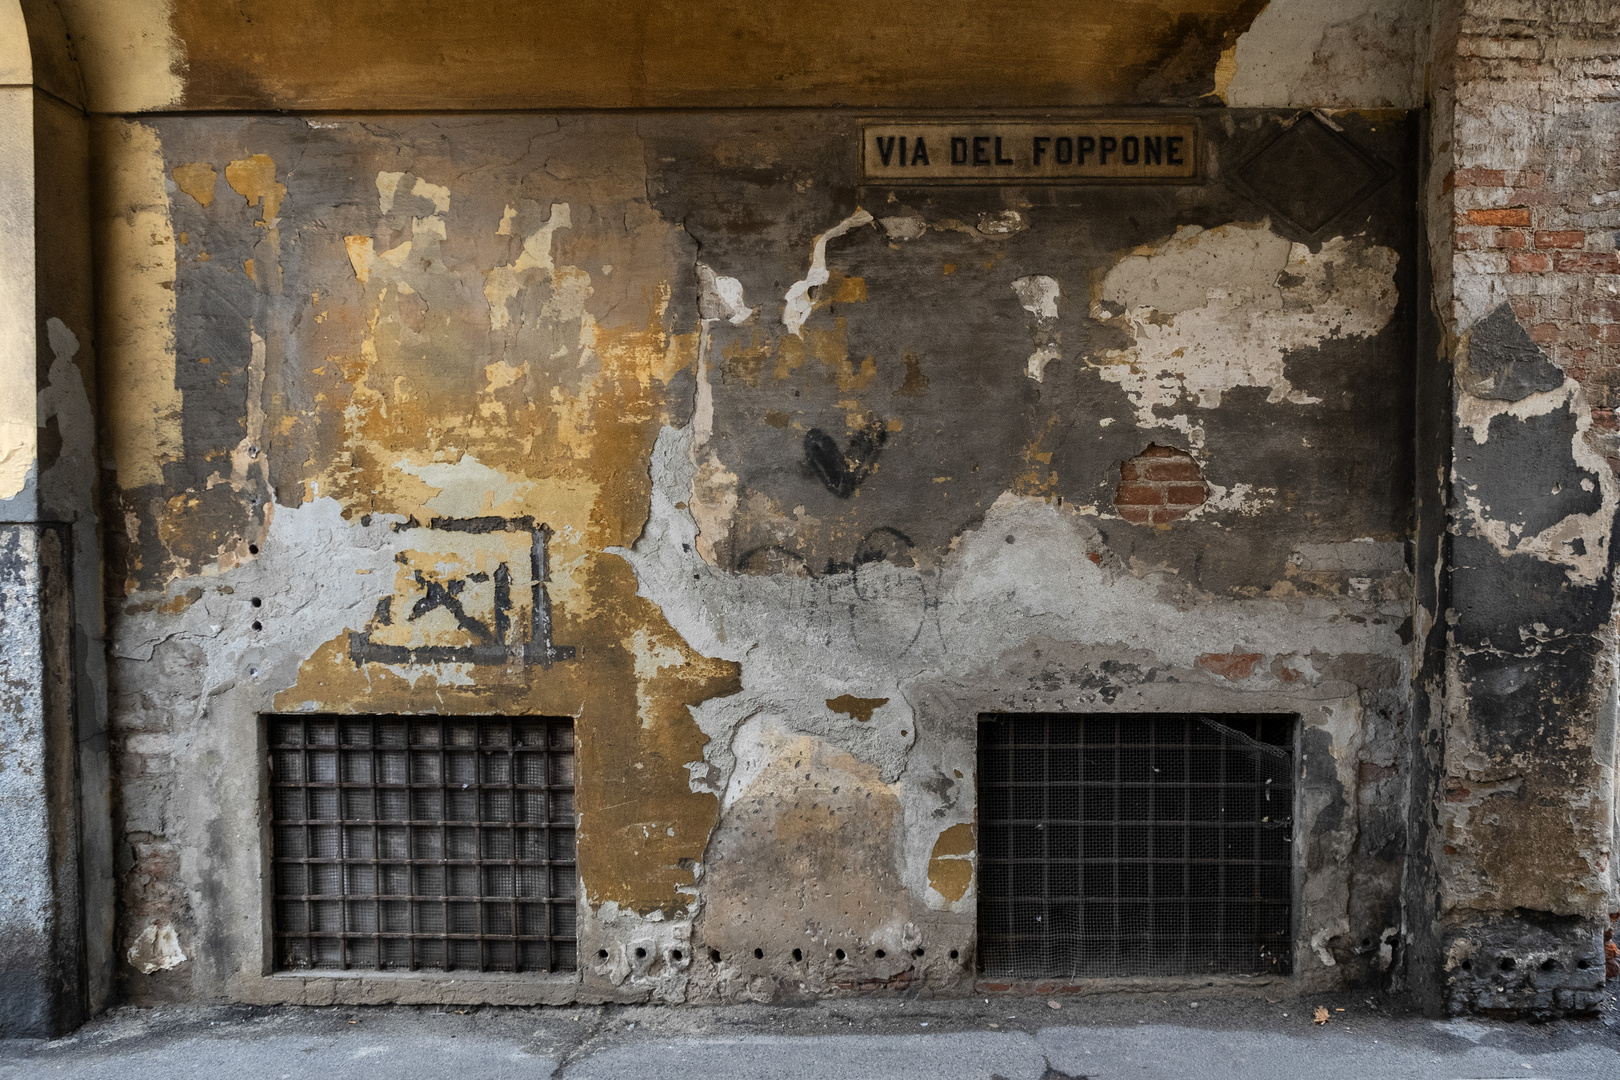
[1313,1006,1330,1024]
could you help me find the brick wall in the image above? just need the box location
[1420,0,1620,1013]
[1447,0,1620,447]
[1114,445,1207,526]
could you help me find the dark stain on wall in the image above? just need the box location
[165,0,1271,111]
[643,110,1418,591]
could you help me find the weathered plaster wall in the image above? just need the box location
[7,0,1616,1035]
[92,107,1427,1006]
[1409,0,1620,1018]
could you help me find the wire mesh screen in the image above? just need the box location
[977,713,1294,979]
[270,715,576,974]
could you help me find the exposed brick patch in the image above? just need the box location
[1115,444,1206,526]
[1554,251,1619,274]
[1466,207,1531,227]
[1449,167,1508,190]
[1197,652,1263,680]
[1534,230,1585,249]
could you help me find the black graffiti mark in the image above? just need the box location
[493,562,511,644]
[407,572,494,644]
[349,519,576,668]
[854,526,916,568]
[804,420,887,498]
[735,545,811,576]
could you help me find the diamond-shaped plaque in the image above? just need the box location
[1236,114,1389,234]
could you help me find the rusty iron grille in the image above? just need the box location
[977,713,1294,979]
[269,716,576,974]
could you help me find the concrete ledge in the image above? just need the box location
[247,970,606,1007]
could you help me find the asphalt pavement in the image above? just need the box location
[3,985,1618,1079]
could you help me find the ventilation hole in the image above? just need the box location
[792,948,803,962]
[251,597,263,608]
[598,949,609,959]
[1499,957,1516,971]
[709,949,721,963]
[248,544,259,555]
[671,950,683,962]
[835,949,846,961]
[875,949,886,959]
[635,947,646,959]
[949,949,960,960]
[1461,960,1473,972]
[1540,958,1557,971]
[914,947,924,957]
[753,948,764,960]
[252,621,262,632]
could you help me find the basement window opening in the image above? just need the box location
[977,712,1295,979]
[269,715,576,974]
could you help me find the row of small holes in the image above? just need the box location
[1460,956,1589,973]
[697,947,963,963]
[598,946,964,963]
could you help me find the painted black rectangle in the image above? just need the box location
[977,713,1294,979]
[269,715,576,974]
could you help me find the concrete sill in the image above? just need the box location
[252,969,583,1007]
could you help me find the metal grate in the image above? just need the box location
[977,713,1294,979]
[269,715,576,974]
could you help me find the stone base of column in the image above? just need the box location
[1441,913,1608,1018]
[0,523,84,1037]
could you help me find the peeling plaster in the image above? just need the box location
[484,202,573,332]
[782,209,874,337]
[1013,274,1062,382]
[1091,222,1399,439]
[97,110,1430,1008]
[0,423,30,505]
[1455,376,1616,586]
[1221,0,1427,109]
[126,923,187,974]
